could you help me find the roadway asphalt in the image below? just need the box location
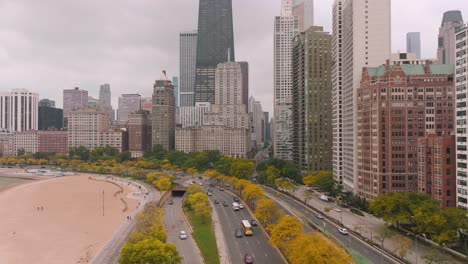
[264,188,400,264]
[207,183,286,264]
[164,197,203,264]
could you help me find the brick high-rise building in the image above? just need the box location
[128,110,151,157]
[292,26,332,172]
[418,134,456,208]
[38,130,68,154]
[332,0,391,193]
[0,89,39,133]
[152,79,175,150]
[357,61,455,200]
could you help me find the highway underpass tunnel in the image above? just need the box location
[171,185,187,197]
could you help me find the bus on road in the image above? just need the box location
[241,220,253,236]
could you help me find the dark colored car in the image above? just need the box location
[244,253,253,263]
[168,200,174,205]
[214,199,219,204]
[223,201,229,207]
[235,229,243,238]
[233,197,240,202]
[250,219,257,226]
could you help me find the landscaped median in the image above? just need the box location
[183,184,220,264]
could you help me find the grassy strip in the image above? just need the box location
[186,210,220,264]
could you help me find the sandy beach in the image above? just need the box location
[0,173,141,264]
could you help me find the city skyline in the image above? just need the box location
[0,0,466,114]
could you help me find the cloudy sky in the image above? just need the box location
[0,0,466,114]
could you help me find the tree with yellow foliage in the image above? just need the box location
[186,167,198,178]
[255,198,284,228]
[155,177,172,192]
[269,216,303,254]
[390,234,412,260]
[266,165,281,185]
[242,184,264,209]
[287,232,353,264]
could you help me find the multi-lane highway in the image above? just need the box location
[263,187,402,264]
[208,183,286,264]
[164,197,203,264]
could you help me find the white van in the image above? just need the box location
[232,202,240,211]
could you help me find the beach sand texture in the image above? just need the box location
[0,175,139,264]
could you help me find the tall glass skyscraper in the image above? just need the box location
[194,0,235,104]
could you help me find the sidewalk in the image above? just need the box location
[210,199,231,264]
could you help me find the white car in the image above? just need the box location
[198,182,203,186]
[338,228,349,235]
[238,203,244,209]
[179,230,187,240]
[315,214,324,219]
[333,207,342,212]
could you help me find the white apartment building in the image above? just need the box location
[117,94,141,122]
[332,0,391,193]
[176,61,250,156]
[178,102,211,128]
[0,89,39,133]
[176,126,249,158]
[99,130,126,152]
[456,25,468,210]
[273,0,300,160]
[68,108,109,149]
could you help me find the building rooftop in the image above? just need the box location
[442,10,463,25]
[367,63,455,77]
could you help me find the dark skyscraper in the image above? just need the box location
[194,0,235,104]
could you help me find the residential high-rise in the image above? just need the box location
[38,100,63,130]
[264,112,271,142]
[68,108,109,149]
[438,10,464,65]
[99,84,114,120]
[249,97,265,148]
[332,0,391,192]
[292,0,314,31]
[117,94,141,121]
[292,26,332,172]
[273,0,300,160]
[172,77,179,108]
[180,31,197,107]
[0,89,39,133]
[179,102,211,128]
[128,110,152,158]
[357,61,455,200]
[176,61,250,157]
[63,87,88,126]
[406,32,421,59]
[152,79,175,150]
[455,24,468,210]
[194,0,235,104]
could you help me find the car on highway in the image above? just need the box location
[250,219,257,226]
[333,207,342,212]
[315,214,324,219]
[223,201,229,207]
[233,196,240,202]
[207,191,213,196]
[179,230,187,240]
[219,187,224,191]
[238,203,244,209]
[235,229,243,238]
[198,182,203,186]
[168,200,174,205]
[338,228,349,235]
[244,253,254,264]
[214,199,219,204]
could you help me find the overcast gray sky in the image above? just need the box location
[0,0,466,114]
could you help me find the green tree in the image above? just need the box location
[119,238,182,264]
[266,166,280,185]
[229,158,255,179]
[69,146,90,161]
[214,156,232,175]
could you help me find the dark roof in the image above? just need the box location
[442,10,464,25]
